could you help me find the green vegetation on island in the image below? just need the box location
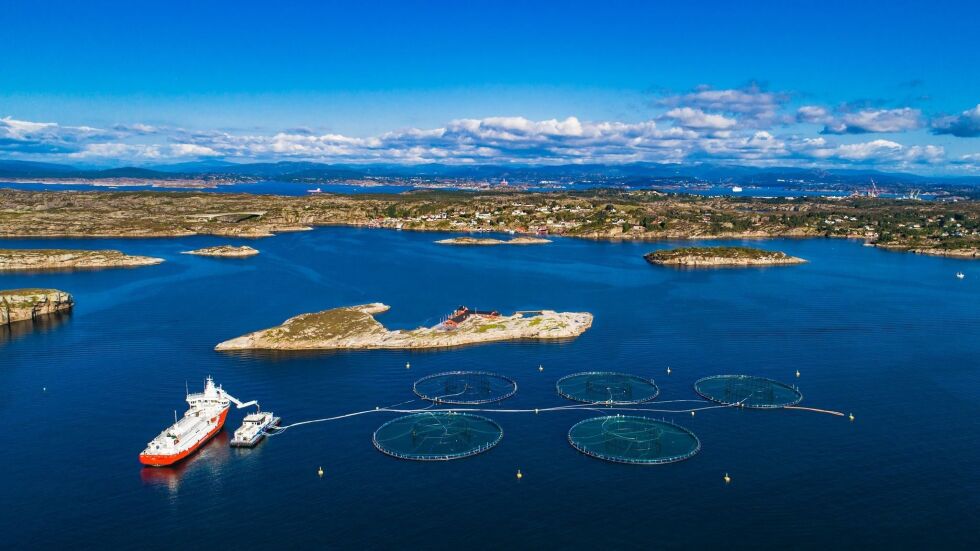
[644,246,805,267]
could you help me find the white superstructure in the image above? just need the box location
[139,377,233,466]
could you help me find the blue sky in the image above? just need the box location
[2,0,979,172]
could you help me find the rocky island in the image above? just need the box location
[1,289,74,324]
[214,303,592,351]
[0,249,164,271]
[182,245,259,257]
[435,236,552,246]
[644,246,806,267]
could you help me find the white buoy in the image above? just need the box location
[690,410,695,416]
[795,369,800,378]
[666,366,672,375]
[538,365,543,372]
[724,473,731,484]
[516,469,523,480]
[406,362,411,369]
[849,413,855,422]
[317,466,324,477]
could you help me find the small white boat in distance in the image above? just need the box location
[956,272,965,279]
[307,187,322,194]
[231,410,281,448]
[731,186,743,193]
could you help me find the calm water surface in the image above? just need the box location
[1,228,978,549]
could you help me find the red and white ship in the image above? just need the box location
[140,377,254,467]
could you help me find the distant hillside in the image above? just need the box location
[2,159,979,190]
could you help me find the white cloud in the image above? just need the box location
[663,108,737,130]
[820,108,923,134]
[931,104,980,137]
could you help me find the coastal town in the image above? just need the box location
[1,188,978,257]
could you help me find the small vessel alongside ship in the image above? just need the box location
[140,377,260,466]
[231,410,281,447]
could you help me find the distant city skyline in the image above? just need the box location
[1,0,979,173]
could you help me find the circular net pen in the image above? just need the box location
[567,415,701,465]
[694,374,803,409]
[556,372,659,405]
[413,371,517,405]
[372,412,503,461]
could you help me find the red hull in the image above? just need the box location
[140,408,229,467]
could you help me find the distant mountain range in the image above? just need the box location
[2,159,979,188]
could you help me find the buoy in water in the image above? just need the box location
[666,366,672,375]
[406,362,411,369]
[690,410,695,416]
[849,413,855,422]
[534,408,539,414]
[724,473,731,484]
[516,469,523,480]
[317,466,324,477]
[538,365,543,372]
[795,369,800,378]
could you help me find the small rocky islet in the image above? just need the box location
[182,245,259,257]
[644,246,806,267]
[435,236,552,246]
[1,289,74,324]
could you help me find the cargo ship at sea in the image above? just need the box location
[140,377,254,466]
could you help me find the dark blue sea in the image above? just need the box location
[1,229,978,549]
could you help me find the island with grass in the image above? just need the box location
[435,236,551,246]
[1,289,74,324]
[644,246,806,267]
[182,245,259,257]
[0,249,164,271]
[214,303,592,351]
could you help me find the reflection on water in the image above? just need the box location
[139,431,231,495]
[0,312,72,346]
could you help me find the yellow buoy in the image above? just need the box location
[317,466,324,477]
[724,473,731,484]
[516,469,523,480]
[849,413,855,422]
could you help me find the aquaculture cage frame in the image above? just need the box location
[412,371,518,405]
[567,415,701,465]
[556,372,660,405]
[372,412,504,461]
[693,374,803,409]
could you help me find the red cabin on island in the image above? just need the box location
[443,306,500,327]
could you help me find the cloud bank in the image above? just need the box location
[2,86,977,173]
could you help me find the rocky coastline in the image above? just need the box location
[644,246,806,267]
[0,249,164,271]
[1,289,74,324]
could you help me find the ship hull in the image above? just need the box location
[140,408,229,467]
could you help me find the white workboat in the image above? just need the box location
[230,410,281,447]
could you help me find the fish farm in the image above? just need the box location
[694,374,803,408]
[372,412,504,461]
[412,371,518,405]
[567,415,701,464]
[556,372,660,404]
